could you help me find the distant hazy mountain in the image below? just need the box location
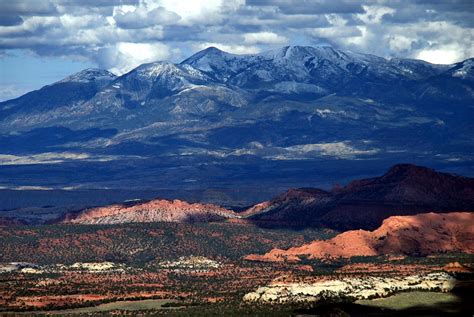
[0,46,473,190]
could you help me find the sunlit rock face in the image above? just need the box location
[245,212,474,261]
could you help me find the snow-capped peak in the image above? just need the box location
[131,61,210,83]
[134,62,184,79]
[57,68,117,84]
[180,47,250,80]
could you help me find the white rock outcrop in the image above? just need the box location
[69,262,121,272]
[243,272,456,303]
[158,256,221,271]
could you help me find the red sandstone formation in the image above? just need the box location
[443,262,474,273]
[244,212,474,262]
[65,199,238,224]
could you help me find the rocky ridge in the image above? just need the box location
[246,164,474,230]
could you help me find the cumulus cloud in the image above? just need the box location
[194,42,261,55]
[416,48,464,65]
[97,42,175,74]
[153,0,241,25]
[243,31,287,44]
[114,6,180,29]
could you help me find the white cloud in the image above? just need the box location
[309,26,362,38]
[388,35,414,52]
[0,85,32,102]
[416,48,461,65]
[357,5,395,24]
[194,42,260,55]
[244,31,288,44]
[114,6,180,29]
[386,21,473,62]
[154,0,242,25]
[97,42,173,74]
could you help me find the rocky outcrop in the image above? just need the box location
[245,212,474,262]
[443,262,474,273]
[68,262,120,272]
[246,164,474,230]
[65,198,238,224]
[158,256,221,271]
[243,272,456,303]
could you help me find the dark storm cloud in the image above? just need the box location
[0,0,58,16]
[246,0,366,14]
[414,0,474,12]
[160,25,208,41]
[57,0,139,7]
[0,16,24,27]
[381,1,474,27]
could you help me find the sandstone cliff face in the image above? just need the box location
[245,212,474,262]
[66,199,238,224]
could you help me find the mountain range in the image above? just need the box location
[0,46,473,191]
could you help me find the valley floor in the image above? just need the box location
[0,222,473,316]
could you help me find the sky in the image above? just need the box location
[0,0,473,101]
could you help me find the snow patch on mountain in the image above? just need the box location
[0,152,138,165]
[182,141,379,160]
[57,68,117,84]
[450,58,474,79]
